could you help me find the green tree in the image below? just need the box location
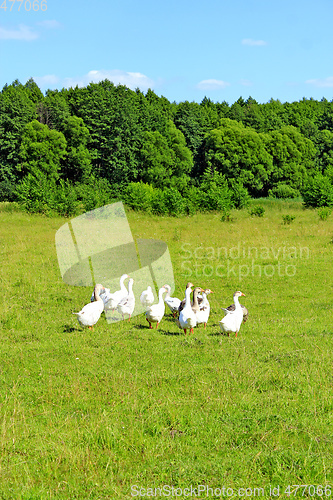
[163,120,193,190]
[199,167,233,215]
[315,129,333,173]
[38,90,71,130]
[202,119,273,196]
[19,120,67,181]
[262,127,315,191]
[61,116,92,182]
[140,130,173,188]
[302,174,333,208]
[139,121,193,190]
[0,81,36,186]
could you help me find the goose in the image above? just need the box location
[93,273,129,311]
[73,283,105,329]
[117,278,135,321]
[195,288,213,328]
[145,285,168,329]
[178,283,197,335]
[191,287,203,315]
[219,291,246,337]
[140,285,155,308]
[222,303,249,323]
[178,282,194,313]
[163,284,181,317]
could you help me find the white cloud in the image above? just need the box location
[242,38,267,46]
[305,77,333,88]
[37,20,62,29]
[196,79,230,91]
[0,24,38,41]
[64,69,155,91]
[34,74,60,87]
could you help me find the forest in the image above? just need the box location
[1,77,333,216]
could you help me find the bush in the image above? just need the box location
[282,214,296,225]
[229,179,251,209]
[268,183,300,199]
[318,207,332,221]
[15,172,79,216]
[181,186,203,215]
[123,182,156,213]
[0,179,17,202]
[249,205,265,217]
[161,187,186,216]
[199,169,233,213]
[302,174,333,208]
[75,177,116,212]
[124,182,186,216]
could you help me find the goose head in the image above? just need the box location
[93,283,106,300]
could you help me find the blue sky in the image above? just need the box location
[1,0,333,104]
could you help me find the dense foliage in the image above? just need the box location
[1,78,333,214]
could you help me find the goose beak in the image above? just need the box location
[241,292,246,296]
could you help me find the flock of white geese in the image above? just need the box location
[73,274,248,337]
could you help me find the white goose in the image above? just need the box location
[179,283,197,335]
[178,282,194,313]
[219,291,246,337]
[93,273,129,311]
[163,284,181,317]
[223,302,249,323]
[195,288,213,328]
[140,285,155,307]
[145,285,168,329]
[74,283,105,329]
[117,278,135,321]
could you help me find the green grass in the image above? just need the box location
[0,200,333,499]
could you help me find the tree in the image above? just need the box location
[139,121,193,190]
[163,120,193,190]
[302,174,333,207]
[202,119,273,196]
[262,127,315,191]
[19,120,67,181]
[315,129,333,173]
[140,130,174,188]
[61,116,92,182]
[0,81,36,186]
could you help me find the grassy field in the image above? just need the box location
[0,200,333,499]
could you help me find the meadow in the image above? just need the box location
[0,199,333,499]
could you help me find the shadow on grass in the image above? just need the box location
[159,328,183,336]
[163,314,179,322]
[63,324,77,333]
[208,330,229,337]
[134,323,183,335]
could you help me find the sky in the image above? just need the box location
[1,0,333,105]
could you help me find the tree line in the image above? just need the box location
[1,78,333,215]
